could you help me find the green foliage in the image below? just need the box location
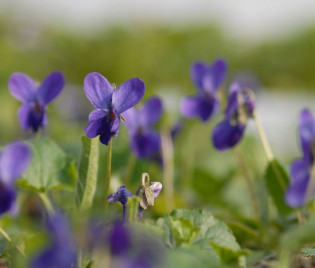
[157,209,245,266]
[75,136,99,209]
[18,137,77,192]
[301,247,315,257]
[264,159,293,216]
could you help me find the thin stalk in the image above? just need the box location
[38,192,55,216]
[252,111,274,162]
[123,154,136,187]
[105,139,113,207]
[0,227,25,257]
[161,132,175,213]
[234,146,260,220]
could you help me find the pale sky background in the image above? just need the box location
[2,0,315,41]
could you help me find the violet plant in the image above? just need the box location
[1,57,314,268]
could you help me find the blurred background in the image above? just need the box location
[1,0,315,218]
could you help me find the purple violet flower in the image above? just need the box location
[212,83,255,150]
[0,142,30,215]
[108,185,133,223]
[122,97,162,159]
[83,72,145,145]
[32,212,77,268]
[180,58,227,121]
[286,109,315,208]
[9,72,65,132]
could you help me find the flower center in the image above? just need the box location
[109,110,115,120]
[35,103,42,112]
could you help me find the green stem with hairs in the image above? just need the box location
[38,192,55,216]
[105,139,113,207]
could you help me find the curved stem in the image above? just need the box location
[253,111,274,162]
[38,192,55,216]
[105,139,112,207]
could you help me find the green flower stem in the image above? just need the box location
[38,192,55,216]
[105,139,112,207]
[234,146,260,220]
[252,111,274,162]
[161,132,175,213]
[0,227,25,257]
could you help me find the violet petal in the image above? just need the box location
[139,96,163,128]
[8,72,36,103]
[286,159,310,208]
[212,119,246,150]
[37,71,65,105]
[180,95,218,121]
[0,142,31,187]
[84,72,114,109]
[112,78,145,114]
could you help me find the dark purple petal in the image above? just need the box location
[286,159,310,207]
[18,104,33,130]
[190,62,208,91]
[225,90,238,118]
[8,72,36,103]
[139,97,163,128]
[84,111,110,138]
[130,130,161,158]
[112,78,145,114]
[0,186,16,215]
[107,185,133,206]
[0,142,31,186]
[212,58,227,89]
[299,109,315,162]
[37,72,65,105]
[180,95,218,121]
[122,108,139,130]
[212,119,246,150]
[84,72,114,109]
[108,222,131,256]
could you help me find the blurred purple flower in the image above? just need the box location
[180,58,227,122]
[286,109,315,208]
[0,142,30,215]
[32,212,77,268]
[212,83,255,150]
[122,97,162,159]
[83,72,145,145]
[9,72,65,132]
[108,222,164,268]
[108,185,133,222]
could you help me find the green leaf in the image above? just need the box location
[301,247,315,257]
[264,159,293,216]
[157,209,244,266]
[75,136,99,210]
[18,137,77,192]
[170,218,200,245]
